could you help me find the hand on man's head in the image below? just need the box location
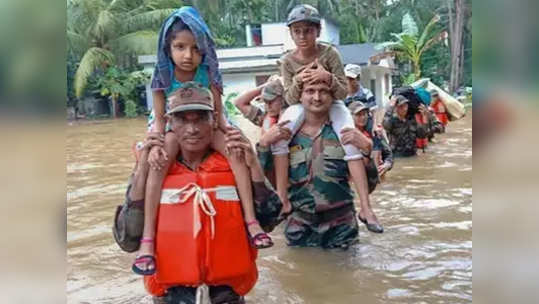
[301,59,331,85]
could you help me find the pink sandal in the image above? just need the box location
[132,238,156,275]
[246,220,274,249]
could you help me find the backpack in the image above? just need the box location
[112,183,144,253]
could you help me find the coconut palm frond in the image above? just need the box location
[109,30,158,55]
[91,9,116,43]
[402,12,418,37]
[123,9,175,33]
[67,30,89,56]
[74,47,115,97]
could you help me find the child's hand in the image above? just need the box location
[224,127,256,168]
[259,120,292,147]
[302,59,331,85]
[148,145,168,171]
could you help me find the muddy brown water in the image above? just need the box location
[67,113,472,303]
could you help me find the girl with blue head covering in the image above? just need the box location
[134,6,272,277]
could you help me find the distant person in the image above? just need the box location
[383,95,428,157]
[234,76,286,185]
[234,76,285,134]
[343,64,375,109]
[430,90,449,127]
[350,101,393,180]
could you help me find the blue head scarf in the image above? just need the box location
[150,6,222,93]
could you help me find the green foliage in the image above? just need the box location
[124,100,139,118]
[401,73,417,86]
[67,0,179,98]
[96,67,150,117]
[67,0,470,98]
[224,92,240,117]
[376,13,447,79]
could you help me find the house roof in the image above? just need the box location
[219,58,278,73]
[336,43,379,66]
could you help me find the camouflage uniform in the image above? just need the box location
[383,105,428,157]
[378,135,394,171]
[427,109,445,141]
[259,123,359,249]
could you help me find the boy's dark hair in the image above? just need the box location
[164,20,191,57]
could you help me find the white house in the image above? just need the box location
[139,19,394,109]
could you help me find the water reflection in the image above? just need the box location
[67,114,472,303]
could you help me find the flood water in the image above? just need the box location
[67,113,472,303]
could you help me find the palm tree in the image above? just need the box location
[376,13,448,80]
[67,0,178,116]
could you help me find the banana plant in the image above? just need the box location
[376,13,448,79]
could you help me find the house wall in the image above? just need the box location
[222,71,277,99]
[356,66,392,107]
[320,19,339,45]
[261,23,288,46]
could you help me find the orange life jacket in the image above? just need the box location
[143,152,258,297]
[415,113,428,150]
[431,99,449,126]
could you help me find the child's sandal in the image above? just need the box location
[132,238,156,276]
[246,220,274,249]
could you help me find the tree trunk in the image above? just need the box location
[411,57,420,79]
[111,95,118,118]
[448,0,464,94]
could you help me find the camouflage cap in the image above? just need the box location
[286,4,321,26]
[395,95,409,106]
[348,101,369,115]
[166,81,214,115]
[344,64,362,79]
[261,78,284,102]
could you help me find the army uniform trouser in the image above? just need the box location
[285,204,359,249]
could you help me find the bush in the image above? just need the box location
[124,100,138,118]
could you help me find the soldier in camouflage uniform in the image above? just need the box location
[258,80,366,248]
[383,95,428,157]
[234,76,285,131]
